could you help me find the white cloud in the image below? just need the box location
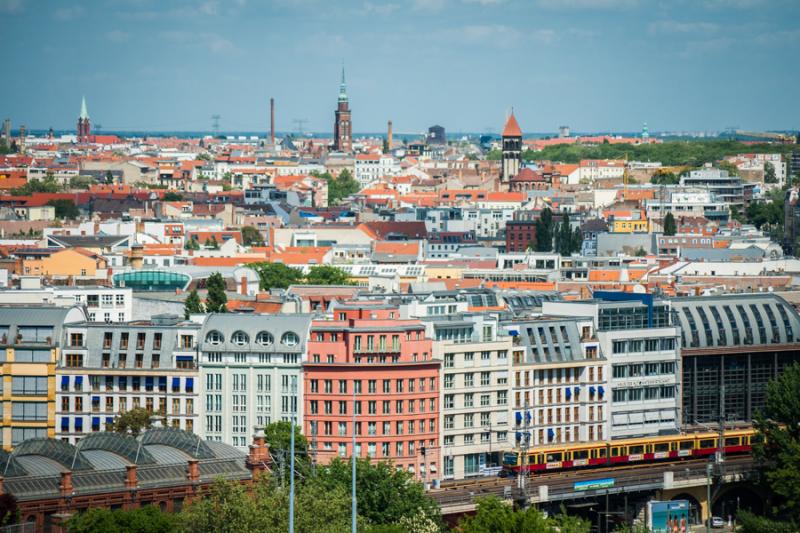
[754,29,800,45]
[105,30,130,43]
[412,0,447,12]
[162,31,238,53]
[199,1,219,15]
[648,20,719,34]
[680,36,733,58]
[701,0,763,7]
[54,5,86,20]
[444,24,556,48]
[463,0,507,5]
[535,0,638,8]
[363,1,400,15]
[0,0,24,13]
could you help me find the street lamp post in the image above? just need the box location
[706,462,713,533]
[484,423,492,468]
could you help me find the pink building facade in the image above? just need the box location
[303,304,441,481]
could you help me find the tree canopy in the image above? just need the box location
[183,289,203,318]
[663,212,677,236]
[319,169,360,205]
[458,497,590,533]
[11,175,62,195]
[306,265,354,285]
[47,199,80,220]
[67,505,178,533]
[523,140,797,167]
[249,263,353,290]
[754,362,800,523]
[535,208,554,252]
[241,226,264,246]
[204,272,228,313]
[112,407,152,437]
[264,421,311,484]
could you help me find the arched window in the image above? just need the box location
[281,331,299,347]
[231,331,249,346]
[206,331,224,345]
[256,331,274,346]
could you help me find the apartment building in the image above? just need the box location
[198,314,313,448]
[543,292,681,440]
[505,317,606,448]
[0,279,133,322]
[427,314,511,480]
[56,314,200,444]
[303,304,441,482]
[0,305,86,449]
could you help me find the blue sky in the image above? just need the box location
[1,0,798,134]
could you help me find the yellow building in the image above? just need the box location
[610,219,650,233]
[19,248,108,279]
[0,306,86,449]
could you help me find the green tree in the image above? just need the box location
[104,170,114,184]
[163,191,183,201]
[305,265,352,285]
[485,148,502,160]
[535,208,554,252]
[204,236,219,249]
[67,505,178,533]
[635,247,647,257]
[764,162,778,184]
[0,494,17,527]
[322,169,361,205]
[181,479,263,533]
[184,238,200,251]
[184,289,204,318]
[204,272,228,313]
[754,362,800,521]
[718,161,740,177]
[113,407,152,437]
[249,262,304,290]
[571,226,583,253]
[69,175,96,190]
[314,458,440,527]
[663,212,677,236]
[47,199,80,220]
[737,510,797,533]
[264,421,311,484]
[458,496,590,533]
[240,225,264,246]
[11,175,62,195]
[650,169,679,185]
[0,138,11,155]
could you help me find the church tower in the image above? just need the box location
[333,67,352,152]
[501,111,522,182]
[77,96,91,143]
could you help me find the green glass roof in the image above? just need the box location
[113,270,191,291]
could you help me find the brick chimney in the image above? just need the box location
[246,426,270,478]
[59,471,73,497]
[187,459,200,483]
[125,465,137,490]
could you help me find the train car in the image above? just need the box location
[502,428,755,475]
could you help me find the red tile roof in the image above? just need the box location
[502,112,522,137]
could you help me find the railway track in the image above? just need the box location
[430,455,754,505]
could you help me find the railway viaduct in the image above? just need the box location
[431,456,763,530]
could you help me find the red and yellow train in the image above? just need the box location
[502,428,755,474]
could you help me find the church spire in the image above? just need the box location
[80,96,89,120]
[338,64,347,103]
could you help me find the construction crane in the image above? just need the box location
[734,129,797,144]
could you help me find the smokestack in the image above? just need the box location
[387,120,393,152]
[270,98,275,145]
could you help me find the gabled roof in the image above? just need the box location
[502,112,522,137]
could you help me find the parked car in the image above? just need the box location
[711,516,725,528]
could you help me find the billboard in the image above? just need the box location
[648,500,690,533]
[574,478,615,491]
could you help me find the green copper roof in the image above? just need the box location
[338,65,347,103]
[80,96,89,120]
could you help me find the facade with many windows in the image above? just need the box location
[198,314,313,448]
[303,304,440,482]
[0,306,86,449]
[505,317,607,449]
[56,314,200,444]
[428,314,511,480]
[543,293,681,439]
[673,294,800,426]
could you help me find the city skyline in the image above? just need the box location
[1,0,798,134]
